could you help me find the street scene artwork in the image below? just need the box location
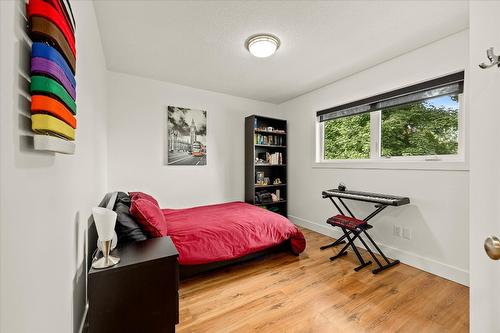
[166,106,207,165]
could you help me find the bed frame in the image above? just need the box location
[87,193,294,279]
[179,240,291,279]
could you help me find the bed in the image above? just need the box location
[88,192,306,278]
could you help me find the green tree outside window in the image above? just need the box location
[323,95,459,159]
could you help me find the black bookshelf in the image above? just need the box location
[245,115,287,217]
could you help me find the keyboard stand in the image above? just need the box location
[321,196,400,274]
[320,197,354,249]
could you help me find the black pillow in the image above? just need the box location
[115,191,132,207]
[113,192,148,244]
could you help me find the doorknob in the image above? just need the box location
[484,236,500,260]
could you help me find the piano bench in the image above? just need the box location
[327,214,368,231]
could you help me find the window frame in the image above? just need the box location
[314,92,468,171]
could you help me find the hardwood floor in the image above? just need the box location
[178,227,469,333]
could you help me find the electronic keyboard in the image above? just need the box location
[322,189,410,206]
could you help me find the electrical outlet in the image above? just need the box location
[393,225,402,237]
[402,227,412,240]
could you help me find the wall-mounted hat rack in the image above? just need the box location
[26,0,77,154]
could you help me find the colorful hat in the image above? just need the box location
[27,0,76,154]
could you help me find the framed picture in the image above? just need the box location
[256,171,265,185]
[165,106,207,165]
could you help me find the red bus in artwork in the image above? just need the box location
[192,141,205,157]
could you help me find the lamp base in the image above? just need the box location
[92,255,120,269]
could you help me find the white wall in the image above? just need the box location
[0,1,108,332]
[278,31,470,285]
[469,2,500,332]
[106,72,278,208]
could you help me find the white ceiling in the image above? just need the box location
[94,1,469,104]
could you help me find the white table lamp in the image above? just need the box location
[92,207,120,269]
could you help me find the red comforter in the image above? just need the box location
[161,201,306,265]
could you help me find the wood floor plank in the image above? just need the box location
[178,227,469,333]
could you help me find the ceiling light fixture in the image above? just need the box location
[245,34,281,58]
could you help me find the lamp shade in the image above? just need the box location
[92,207,117,242]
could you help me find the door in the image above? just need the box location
[469,2,500,332]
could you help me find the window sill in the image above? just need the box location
[312,158,469,171]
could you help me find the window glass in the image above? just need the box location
[323,113,370,159]
[321,94,460,160]
[381,95,459,157]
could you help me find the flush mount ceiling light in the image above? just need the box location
[245,34,281,58]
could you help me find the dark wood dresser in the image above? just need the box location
[88,236,179,333]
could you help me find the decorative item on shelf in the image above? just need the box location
[263,177,270,185]
[273,178,282,185]
[275,189,281,200]
[92,207,120,269]
[271,193,278,202]
[256,191,273,204]
[27,0,77,154]
[256,171,265,185]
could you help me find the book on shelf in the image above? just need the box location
[254,133,284,146]
[256,152,283,165]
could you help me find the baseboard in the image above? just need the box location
[289,215,469,286]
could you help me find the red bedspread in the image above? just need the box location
[161,201,306,265]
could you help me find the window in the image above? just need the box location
[316,72,464,166]
[323,113,370,159]
[380,95,459,157]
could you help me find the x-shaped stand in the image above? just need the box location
[321,196,400,274]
